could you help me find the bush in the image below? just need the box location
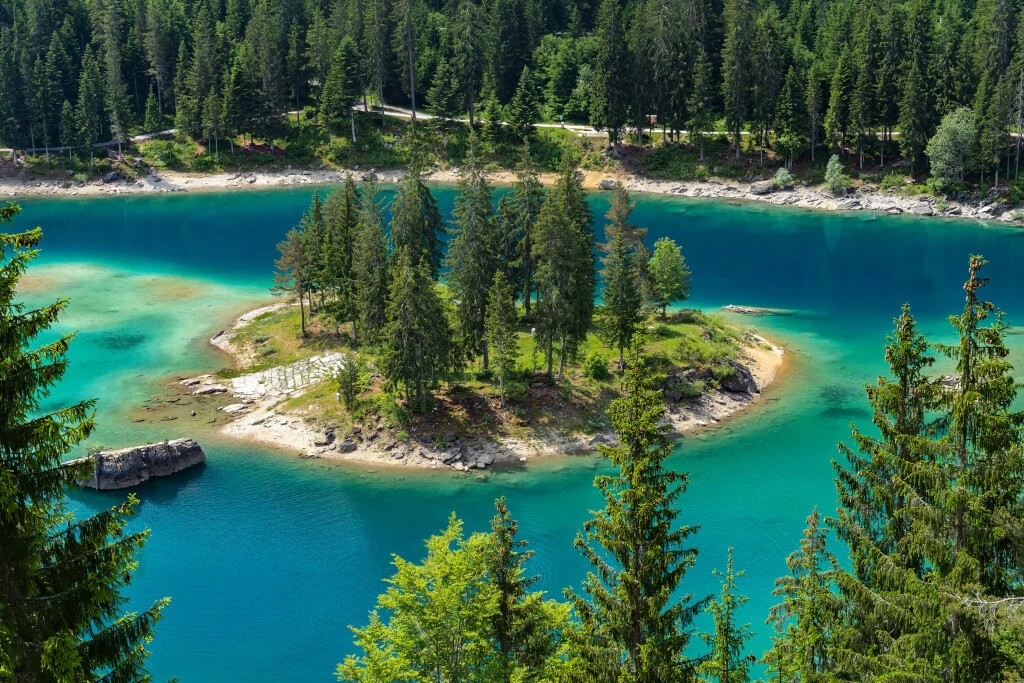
[582,352,612,380]
[824,154,847,195]
[772,167,795,189]
[879,170,907,190]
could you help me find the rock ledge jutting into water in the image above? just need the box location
[67,438,206,490]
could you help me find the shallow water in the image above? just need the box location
[14,188,1024,681]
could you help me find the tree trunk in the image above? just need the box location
[351,111,357,143]
[557,336,567,380]
[299,287,307,337]
[619,346,625,371]
[499,374,505,408]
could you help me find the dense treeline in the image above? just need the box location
[334,257,1024,682]
[4,0,1024,180]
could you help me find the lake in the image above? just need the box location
[13,187,1024,681]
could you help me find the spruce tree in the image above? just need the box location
[721,0,751,158]
[567,330,707,682]
[391,171,446,280]
[504,142,544,319]
[485,271,519,408]
[320,37,361,146]
[0,203,170,680]
[699,548,755,683]
[446,158,498,367]
[324,178,361,340]
[299,191,328,314]
[592,0,629,149]
[598,186,643,370]
[272,227,309,337]
[381,246,459,409]
[688,49,715,163]
[352,178,391,345]
[144,88,162,132]
[532,153,595,379]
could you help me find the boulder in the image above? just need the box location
[748,180,775,195]
[835,198,862,210]
[336,439,358,453]
[719,361,759,394]
[362,170,378,182]
[598,178,617,190]
[101,172,119,184]
[192,384,228,395]
[662,368,712,402]
[911,202,933,216]
[66,438,206,490]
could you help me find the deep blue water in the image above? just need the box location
[14,188,1024,681]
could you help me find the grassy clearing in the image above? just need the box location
[223,301,756,444]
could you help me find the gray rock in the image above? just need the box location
[748,180,775,195]
[101,171,119,184]
[192,384,228,395]
[598,178,617,190]
[336,439,358,453]
[835,198,862,210]
[362,170,378,182]
[719,361,759,394]
[442,443,466,463]
[911,202,934,216]
[66,438,206,490]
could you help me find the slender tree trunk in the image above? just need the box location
[880,125,885,168]
[351,111,357,143]
[557,335,567,380]
[406,21,417,124]
[299,285,307,336]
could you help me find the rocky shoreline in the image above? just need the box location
[206,305,785,473]
[66,438,206,490]
[2,163,1019,225]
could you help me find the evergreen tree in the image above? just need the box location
[75,46,102,164]
[0,203,170,680]
[391,171,446,279]
[381,246,459,408]
[774,66,806,169]
[272,227,309,337]
[750,4,783,165]
[505,66,539,141]
[567,330,708,682]
[446,157,498,366]
[497,143,544,319]
[486,271,519,408]
[824,50,854,152]
[687,48,715,162]
[598,185,643,370]
[58,99,76,148]
[352,178,391,345]
[426,55,461,145]
[144,87,162,132]
[592,0,629,149]
[299,190,329,314]
[699,548,755,683]
[721,0,751,158]
[320,37,362,145]
[762,509,842,680]
[532,152,595,379]
[898,58,930,173]
[647,237,690,320]
[324,178,361,340]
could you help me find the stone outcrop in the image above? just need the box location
[720,361,759,394]
[66,438,206,490]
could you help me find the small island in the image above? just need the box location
[197,301,783,471]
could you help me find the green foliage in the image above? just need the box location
[824,154,847,195]
[486,271,520,408]
[926,107,977,192]
[567,331,708,682]
[648,237,691,320]
[336,355,366,409]
[598,185,644,368]
[771,167,794,189]
[581,351,611,380]
[700,548,755,683]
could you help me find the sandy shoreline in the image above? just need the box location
[3,163,1020,225]
[202,304,786,473]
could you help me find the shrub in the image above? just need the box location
[879,170,907,190]
[772,167,795,189]
[336,355,366,409]
[582,352,612,380]
[189,154,215,172]
[824,154,847,195]
[503,381,527,404]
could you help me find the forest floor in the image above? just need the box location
[149,301,786,473]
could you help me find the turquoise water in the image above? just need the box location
[14,189,1024,681]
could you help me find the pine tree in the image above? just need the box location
[688,49,715,163]
[751,4,783,165]
[699,548,755,683]
[824,50,854,152]
[721,0,751,158]
[598,185,643,370]
[299,191,329,315]
[0,203,170,680]
[75,46,102,164]
[381,246,460,409]
[446,158,498,366]
[324,178,361,340]
[592,0,629,149]
[774,66,806,169]
[427,55,461,146]
[567,330,707,682]
[763,509,842,680]
[58,99,76,148]
[352,178,391,345]
[272,227,309,337]
[320,37,362,145]
[506,66,539,141]
[391,171,446,280]
[532,152,595,379]
[496,142,544,319]
[647,237,690,320]
[486,271,519,408]
[144,87,162,132]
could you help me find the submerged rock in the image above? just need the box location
[67,438,206,490]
